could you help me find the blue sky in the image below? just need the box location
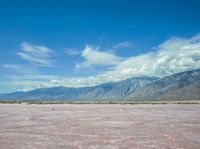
[0,0,200,93]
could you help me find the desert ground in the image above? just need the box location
[0,104,200,149]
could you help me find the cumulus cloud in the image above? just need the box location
[16,42,54,66]
[74,34,200,84]
[102,35,200,79]
[75,45,123,70]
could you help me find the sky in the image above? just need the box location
[0,0,200,93]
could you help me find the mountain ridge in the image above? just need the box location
[0,69,200,101]
[128,69,200,100]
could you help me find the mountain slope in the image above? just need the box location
[0,69,199,101]
[129,69,200,100]
[0,77,158,100]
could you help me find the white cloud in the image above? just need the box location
[102,35,200,79]
[2,34,200,92]
[65,48,79,56]
[20,34,200,91]
[75,45,123,69]
[16,42,54,66]
[73,34,200,86]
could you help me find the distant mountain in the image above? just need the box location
[0,77,158,100]
[0,69,200,101]
[129,69,200,100]
[78,77,158,100]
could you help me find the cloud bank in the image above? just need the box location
[2,34,200,92]
[75,34,200,82]
[114,35,200,78]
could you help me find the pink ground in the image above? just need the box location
[0,104,200,149]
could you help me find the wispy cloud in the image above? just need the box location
[65,48,79,56]
[75,45,123,70]
[112,41,133,50]
[16,42,54,66]
[2,64,39,74]
[2,64,38,74]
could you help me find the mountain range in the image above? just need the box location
[0,69,200,101]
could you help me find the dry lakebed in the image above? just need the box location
[0,103,200,149]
